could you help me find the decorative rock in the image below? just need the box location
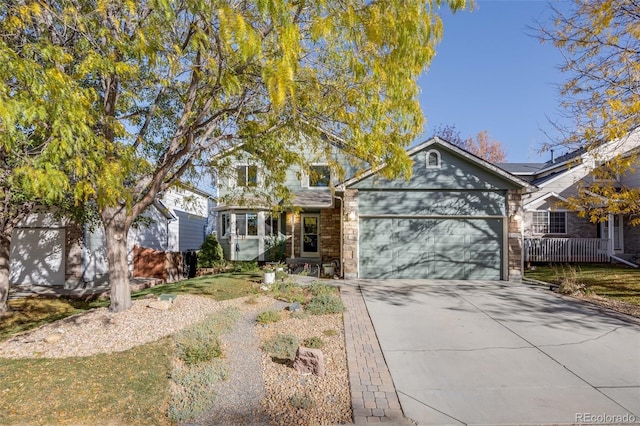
[147,300,172,310]
[293,347,325,377]
[44,333,63,344]
[158,294,177,303]
[289,301,301,312]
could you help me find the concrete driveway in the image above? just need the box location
[360,280,640,425]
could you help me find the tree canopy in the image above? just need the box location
[538,0,640,225]
[1,0,470,312]
[431,124,507,163]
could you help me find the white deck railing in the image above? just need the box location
[524,238,610,263]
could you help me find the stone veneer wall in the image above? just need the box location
[507,189,523,281]
[284,208,341,263]
[342,189,359,279]
[320,207,341,263]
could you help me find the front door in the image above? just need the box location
[301,214,320,257]
[602,214,624,252]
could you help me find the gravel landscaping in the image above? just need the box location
[0,292,353,425]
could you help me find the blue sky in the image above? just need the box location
[418,0,570,163]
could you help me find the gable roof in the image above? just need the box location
[523,192,572,211]
[339,137,535,190]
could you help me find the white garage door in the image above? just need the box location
[10,228,65,286]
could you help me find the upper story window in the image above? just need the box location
[302,164,331,188]
[532,211,567,234]
[236,165,258,187]
[426,150,441,169]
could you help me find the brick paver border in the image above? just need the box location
[341,282,408,424]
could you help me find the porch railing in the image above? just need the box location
[524,238,610,263]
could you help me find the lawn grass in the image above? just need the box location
[1,272,259,342]
[1,270,259,424]
[525,264,640,306]
[0,338,174,425]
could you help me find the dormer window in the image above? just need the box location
[236,165,258,187]
[426,150,441,169]
[302,164,331,188]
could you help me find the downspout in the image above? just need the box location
[334,194,344,278]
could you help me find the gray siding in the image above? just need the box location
[351,145,520,191]
[233,239,260,261]
[358,190,507,217]
[176,211,206,251]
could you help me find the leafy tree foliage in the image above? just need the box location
[0,14,100,312]
[538,0,640,225]
[3,0,469,312]
[431,124,507,162]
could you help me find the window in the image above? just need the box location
[265,213,280,236]
[221,213,230,236]
[302,164,331,187]
[532,211,566,234]
[235,213,258,236]
[426,150,441,169]
[236,165,258,187]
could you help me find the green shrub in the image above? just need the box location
[306,294,345,315]
[257,310,281,324]
[175,328,222,365]
[174,308,239,365]
[272,279,308,303]
[322,329,337,337]
[232,261,259,272]
[168,361,228,422]
[265,235,287,262]
[307,281,338,297]
[302,336,324,349]
[289,393,316,410]
[261,334,300,360]
[197,234,224,268]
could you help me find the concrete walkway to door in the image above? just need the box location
[354,279,640,425]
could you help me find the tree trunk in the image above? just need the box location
[0,233,12,313]
[102,206,132,312]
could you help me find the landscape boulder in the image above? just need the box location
[293,347,325,377]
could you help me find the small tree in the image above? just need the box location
[197,235,224,269]
[432,124,507,162]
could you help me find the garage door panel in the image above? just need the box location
[359,217,502,280]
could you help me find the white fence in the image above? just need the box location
[524,238,610,263]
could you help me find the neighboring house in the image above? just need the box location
[501,129,640,265]
[9,185,214,288]
[215,137,532,280]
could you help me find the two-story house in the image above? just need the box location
[216,137,532,280]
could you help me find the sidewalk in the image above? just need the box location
[340,281,409,424]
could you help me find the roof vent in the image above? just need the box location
[550,149,555,163]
